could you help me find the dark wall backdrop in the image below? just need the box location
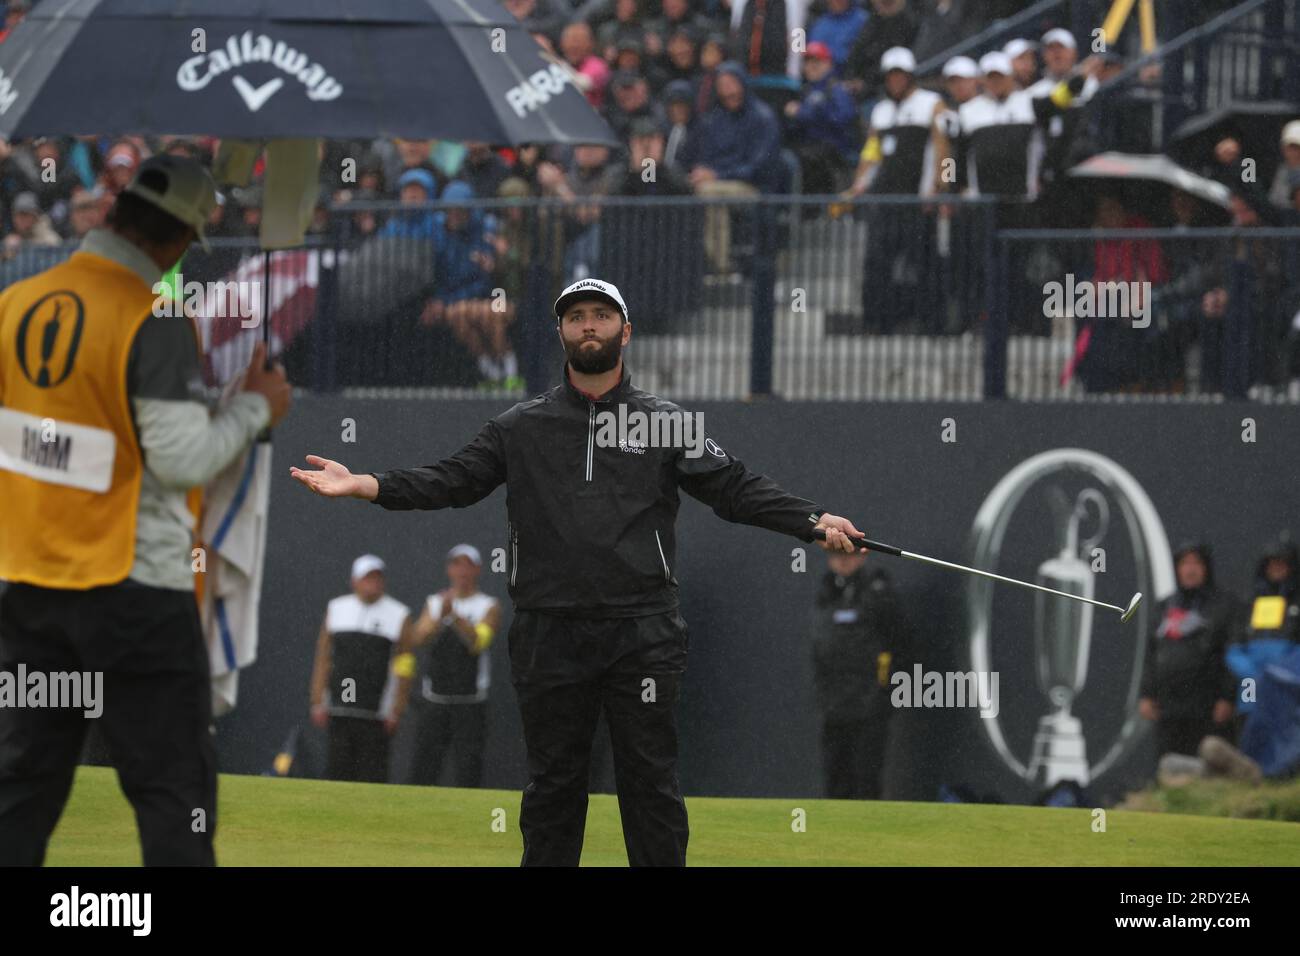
[215,395,1300,806]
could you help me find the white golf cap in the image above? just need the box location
[943,55,978,79]
[880,46,916,74]
[979,51,1013,76]
[1041,27,1077,49]
[351,554,386,581]
[446,543,483,566]
[1003,38,1037,59]
[553,277,629,323]
[1281,119,1300,146]
[123,154,218,251]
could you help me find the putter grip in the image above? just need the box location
[810,528,902,556]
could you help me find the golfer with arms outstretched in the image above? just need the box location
[290,278,865,866]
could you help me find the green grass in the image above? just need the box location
[1118,776,1300,823]
[45,766,1300,866]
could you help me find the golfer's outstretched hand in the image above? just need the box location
[814,513,867,553]
[289,455,378,500]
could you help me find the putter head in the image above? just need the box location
[1120,592,1142,623]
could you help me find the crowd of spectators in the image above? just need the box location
[1,0,1296,394]
[0,2,1050,249]
[1139,534,1300,785]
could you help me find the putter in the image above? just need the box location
[812,529,1143,623]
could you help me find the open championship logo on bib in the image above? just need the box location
[16,290,84,389]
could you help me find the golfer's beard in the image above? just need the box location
[566,331,623,374]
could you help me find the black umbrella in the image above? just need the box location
[1166,100,1299,187]
[0,0,616,145]
[0,0,616,365]
[1066,152,1233,226]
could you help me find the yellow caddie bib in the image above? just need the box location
[0,251,157,589]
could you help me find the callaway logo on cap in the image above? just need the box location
[553,278,629,324]
[124,154,218,251]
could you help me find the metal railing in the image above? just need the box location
[1086,0,1300,153]
[912,0,1299,157]
[260,194,999,401]
[992,225,1300,401]
[5,196,1297,403]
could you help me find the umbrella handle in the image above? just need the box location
[262,249,273,368]
[258,249,273,440]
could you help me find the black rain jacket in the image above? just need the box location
[371,365,826,617]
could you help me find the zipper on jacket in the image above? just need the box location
[585,403,595,482]
[510,524,518,586]
[654,530,670,584]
